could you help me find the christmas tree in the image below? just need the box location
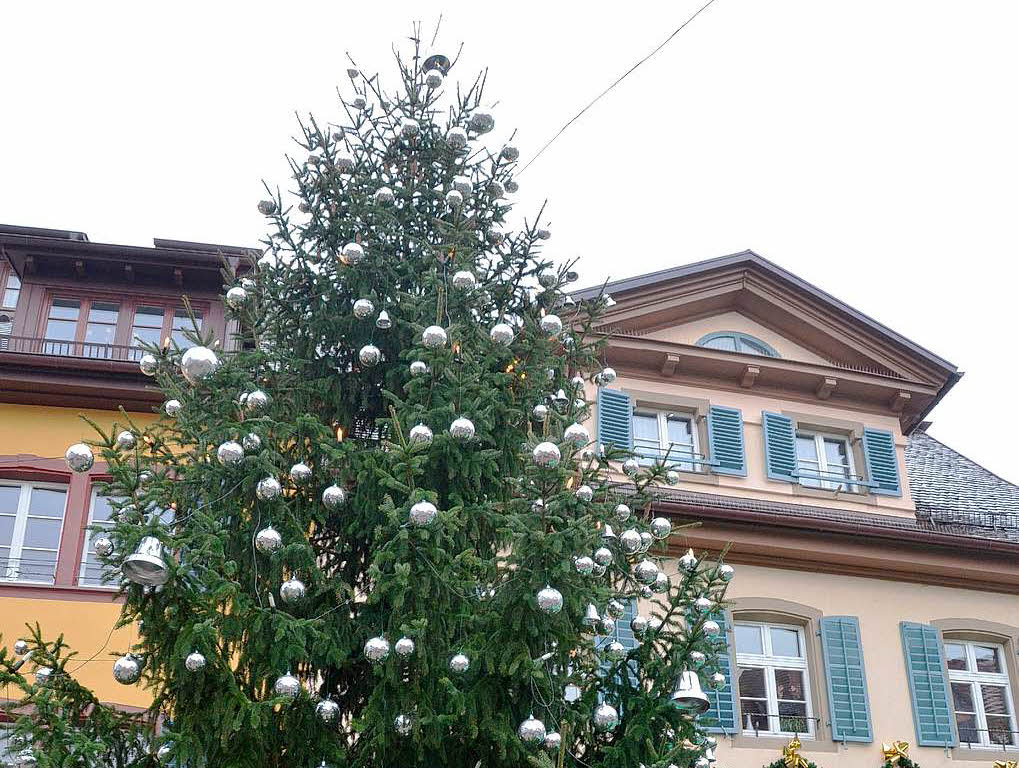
[7,31,733,768]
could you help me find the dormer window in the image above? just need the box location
[697,332,779,358]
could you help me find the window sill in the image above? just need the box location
[950,746,1019,762]
[725,733,839,754]
[668,469,720,487]
[790,484,877,505]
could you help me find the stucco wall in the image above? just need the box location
[706,563,1019,767]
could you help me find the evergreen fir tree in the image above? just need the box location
[11,30,734,768]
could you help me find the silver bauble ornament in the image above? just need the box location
[316,698,340,724]
[395,713,413,735]
[501,143,520,161]
[422,325,447,348]
[622,458,640,477]
[536,226,551,240]
[394,636,416,657]
[606,599,625,619]
[634,559,659,584]
[400,119,420,138]
[35,666,53,685]
[334,149,356,171]
[449,417,475,441]
[539,314,563,336]
[451,270,477,290]
[424,67,444,88]
[490,323,515,346]
[631,615,649,636]
[115,430,137,451]
[256,476,282,501]
[358,344,382,367]
[719,563,735,581]
[364,636,390,664]
[274,672,301,699]
[536,585,564,614]
[13,639,28,655]
[93,534,114,558]
[592,563,607,577]
[242,433,261,452]
[518,715,546,744]
[679,548,699,571]
[353,298,375,318]
[449,653,470,673]
[538,271,557,288]
[322,484,347,510]
[640,585,653,598]
[290,462,312,485]
[257,200,277,215]
[640,531,653,552]
[409,423,433,446]
[619,529,642,554]
[410,360,429,376]
[445,189,464,208]
[341,242,364,265]
[666,469,681,485]
[65,443,94,473]
[600,366,617,384]
[711,672,726,688]
[532,404,549,421]
[164,399,182,416]
[409,500,438,526]
[605,641,627,661]
[247,389,271,414]
[487,227,505,245]
[532,442,561,467]
[598,616,616,635]
[255,526,283,554]
[694,596,713,613]
[225,286,248,309]
[690,650,707,668]
[652,571,670,594]
[650,517,672,540]
[614,503,632,522]
[593,547,613,566]
[564,423,589,447]
[446,127,468,149]
[487,180,505,199]
[575,484,594,502]
[452,175,472,196]
[180,346,219,384]
[702,619,721,637]
[470,109,495,134]
[574,556,595,575]
[543,731,561,751]
[280,578,306,604]
[374,186,395,205]
[185,651,206,672]
[113,655,141,685]
[592,703,619,731]
[139,353,158,376]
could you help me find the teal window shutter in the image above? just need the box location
[900,622,957,747]
[862,428,901,496]
[819,616,873,742]
[597,389,632,451]
[762,411,797,482]
[707,406,746,476]
[704,612,738,733]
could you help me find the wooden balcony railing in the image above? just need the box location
[0,334,144,362]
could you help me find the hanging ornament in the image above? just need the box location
[702,619,721,637]
[445,189,464,208]
[184,651,206,672]
[652,571,670,594]
[487,228,505,245]
[410,360,429,376]
[666,469,681,485]
[364,636,390,664]
[422,325,448,348]
[446,127,468,149]
[394,713,413,735]
[217,441,244,466]
[394,637,416,657]
[650,517,672,540]
[423,67,444,88]
[490,323,515,346]
[531,498,545,513]
[122,536,169,586]
[113,655,141,685]
[256,477,282,501]
[536,585,564,614]
[139,353,158,376]
[542,731,561,751]
[606,599,625,619]
[670,670,710,714]
[409,424,433,446]
[536,227,552,240]
[574,555,595,575]
[718,563,735,581]
[372,186,395,205]
[599,367,617,384]
[64,443,94,473]
[710,672,726,688]
[634,559,659,584]
[583,603,601,626]
[613,503,632,522]
[180,346,219,384]
[257,200,277,215]
[341,242,364,265]
[592,563,607,577]
[164,399,182,416]
[451,270,477,290]
[679,548,699,571]
[694,596,713,613]
[540,314,563,336]
[575,484,594,502]
[470,109,495,134]
[242,433,262,452]
[487,180,505,199]
[280,578,306,604]
[246,390,270,413]
[315,698,340,724]
[604,641,627,661]
[409,500,438,526]
[517,714,546,744]
[353,298,375,318]
[601,524,618,541]
[449,653,470,673]
[92,535,114,558]
[290,462,312,485]
[452,175,472,196]
[639,531,653,552]
[255,526,283,554]
[532,442,561,467]
[449,417,475,441]
[564,423,589,447]
[335,149,356,171]
[532,404,549,421]
[322,484,347,510]
[358,344,382,367]
[400,119,420,138]
[115,430,136,451]
[593,547,613,566]
[592,703,619,731]
[619,529,641,554]
[630,615,649,637]
[622,458,640,477]
[274,672,301,699]
[501,144,520,162]
[12,639,28,656]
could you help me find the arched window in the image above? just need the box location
[697,331,779,358]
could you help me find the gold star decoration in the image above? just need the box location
[881,741,910,766]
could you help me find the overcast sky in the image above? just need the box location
[3,1,1018,480]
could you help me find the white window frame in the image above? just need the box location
[735,621,815,739]
[795,430,858,493]
[0,481,68,585]
[78,488,122,589]
[946,640,1019,750]
[631,408,701,471]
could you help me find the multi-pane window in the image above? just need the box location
[2,272,20,309]
[43,298,81,354]
[0,482,67,584]
[78,490,122,587]
[697,332,779,358]
[795,431,855,492]
[631,410,699,470]
[735,622,814,738]
[43,298,121,358]
[131,305,202,357]
[945,640,1018,748]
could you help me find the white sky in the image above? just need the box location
[3,1,1018,480]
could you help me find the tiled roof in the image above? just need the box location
[905,430,1019,541]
